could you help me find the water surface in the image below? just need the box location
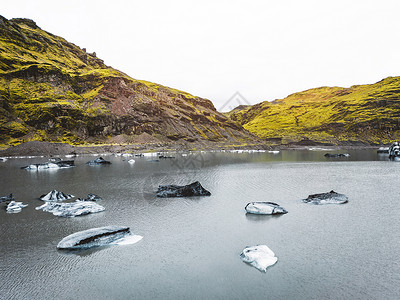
[0,150,399,299]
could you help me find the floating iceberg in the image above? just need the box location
[36,200,105,217]
[21,160,75,170]
[40,190,74,201]
[156,181,211,198]
[86,157,111,165]
[6,201,28,213]
[128,159,136,164]
[78,193,102,202]
[57,226,142,249]
[268,150,280,154]
[0,193,14,202]
[245,202,288,215]
[303,190,348,205]
[240,245,278,272]
[0,157,7,162]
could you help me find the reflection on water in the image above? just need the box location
[0,149,399,300]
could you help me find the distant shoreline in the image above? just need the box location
[0,141,386,157]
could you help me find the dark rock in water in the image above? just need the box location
[324,153,350,158]
[156,181,211,198]
[21,160,75,170]
[78,193,102,201]
[303,190,348,205]
[388,142,400,159]
[35,200,105,217]
[57,226,131,249]
[40,190,74,201]
[377,147,389,154]
[86,157,111,165]
[245,202,288,215]
[0,193,14,202]
[159,155,175,159]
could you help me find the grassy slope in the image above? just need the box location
[230,77,400,144]
[0,17,254,147]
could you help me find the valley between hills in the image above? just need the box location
[1,16,400,154]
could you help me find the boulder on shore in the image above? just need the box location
[156,181,211,198]
[303,190,348,205]
[245,202,288,215]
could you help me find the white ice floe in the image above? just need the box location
[240,245,278,272]
[245,202,288,215]
[57,226,142,249]
[128,159,136,164]
[268,150,280,154]
[36,200,105,217]
[6,201,28,213]
[40,190,74,201]
[0,157,7,162]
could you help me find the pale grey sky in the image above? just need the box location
[2,0,400,111]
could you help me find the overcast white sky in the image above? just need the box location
[3,0,400,111]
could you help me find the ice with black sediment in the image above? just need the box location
[40,190,74,201]
[57,226,143,249]
[35,200,105,217]
[245,202,288,215]
[6,201,28,213]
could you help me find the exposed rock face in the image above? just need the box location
[303,190,348,205]
[0,16,257,147]
[35,200,105,217]
[245,202,288,215]
[39,190,74,201]
[57,226,134,249]
[86,157,111,165]
[240,245,278,272]
[156,181,211,198]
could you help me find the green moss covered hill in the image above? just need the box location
[0,16,257,147]
[230,77,400,145]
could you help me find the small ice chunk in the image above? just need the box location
[6,201,28,213]
[240,245,278,272]
[128,159,136,164]
[245,202,288,215]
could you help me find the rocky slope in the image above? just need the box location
[229,77,400,145]
[0,16,258,148]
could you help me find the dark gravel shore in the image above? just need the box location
[0,141,384,157]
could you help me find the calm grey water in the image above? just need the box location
[0,149,399,300]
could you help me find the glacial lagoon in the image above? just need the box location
[0,149,399,299]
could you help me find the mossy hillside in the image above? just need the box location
[230,77,400,144]
[0,16,256,146]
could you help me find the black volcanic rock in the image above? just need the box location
[156,181,211,198]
